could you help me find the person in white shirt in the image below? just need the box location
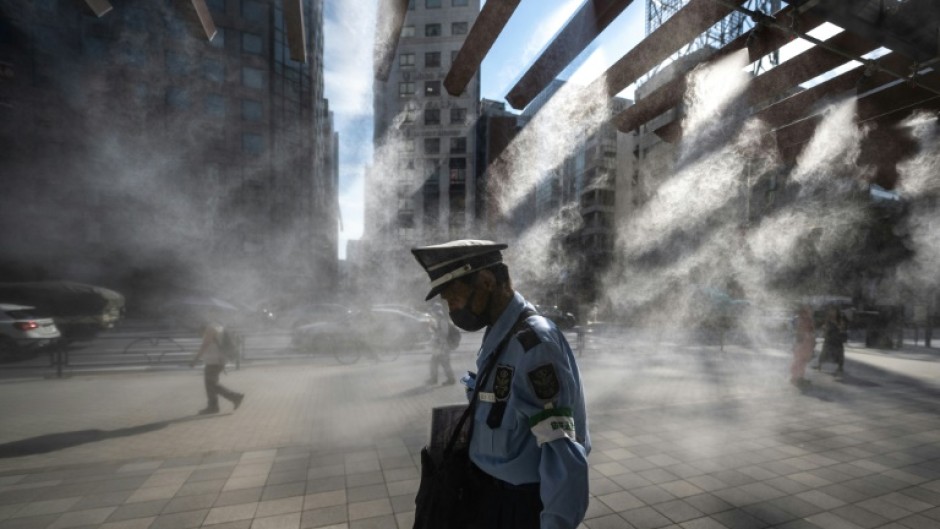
[191,322,244,414]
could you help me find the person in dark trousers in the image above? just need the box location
[818,306,847,374]
[191,321,244,414]
[412,239,590,529]
[426,301,456,385]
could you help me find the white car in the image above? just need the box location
[0,303,61,360]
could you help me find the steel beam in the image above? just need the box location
[84,0,112,17]
[445,0,521,97]
[774,79,940,163]
[589,0,746,102]
[283,0,307,63]
[756,51,940,129]
[505,0,634,110]
[374,0,409,81]
[191,0,218,41]
[614,4,824,133]
[748,31,880,107]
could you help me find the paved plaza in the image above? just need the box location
[0,332,939,529]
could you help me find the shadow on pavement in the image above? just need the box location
[393,386,439,398]
[0,414,219,458]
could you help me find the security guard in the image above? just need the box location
[412,239,590,529]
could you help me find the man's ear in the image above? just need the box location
[476,269,496,292]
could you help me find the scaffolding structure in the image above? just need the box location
[646,0,782,75]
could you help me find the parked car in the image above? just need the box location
[275,303,355,329]
[0,282,124,340]
[0,303,61,361]
[535,304,577,330]
[292,306,433,355]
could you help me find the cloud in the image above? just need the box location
[338,165,365,259]
[324,0,377,258]
[324,0,376,117]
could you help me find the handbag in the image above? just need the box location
[413,309,535,529]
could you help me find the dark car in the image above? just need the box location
[292,306,433,358]
[275,303,355,329]
[535,304,577,330]
[0,282,124,340]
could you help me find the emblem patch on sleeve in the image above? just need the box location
[527,364,560,399]
[493,365,514,401]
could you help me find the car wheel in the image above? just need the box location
[0,337,20,362]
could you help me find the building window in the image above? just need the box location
[242,66,264,89]
[402,25,415,37]
[425,80,441,96]
[400,53,415,68]
[165,51,188,75]
[425,138,440,154]
[408,0,415,9]
[165,87,189,109]
[242,32,262,54]
[449,157,466,183]
[451,50,458,64]
[424,108,440,125]
[451,22,468,35]
[425,51,440,68]
[204,59,224,83]
[426,0,441,7]
[242,133,264,154]
[450,107,466,124]
[425,23,441,37]
[452,0,468,5]
[399,82,415,97]
[403,103,417,122]
[404,139,415,152]
[450,137,467,154]
[241,0,266,20]
[242,99,262,121]
[205,94,225,117]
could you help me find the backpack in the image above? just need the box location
[217,328,240,362]
[446,323,461,350]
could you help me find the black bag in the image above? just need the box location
[412,421,473,529]
[217,328,240,362]
[413,309,536,529]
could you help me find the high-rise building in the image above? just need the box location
[369,0,481,245]
[0,0,337,306]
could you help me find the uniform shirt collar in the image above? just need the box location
[481,291,527,356]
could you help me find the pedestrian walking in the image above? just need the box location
[412,239,590,529]
[818,306,847,374]
[427,301,456,385]
[190,321,244,414]
[790,305,815,386]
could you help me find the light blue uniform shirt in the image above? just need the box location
[467,292,590,529]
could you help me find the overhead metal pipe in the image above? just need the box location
[191,0,218,42]
[505,0,635,110]
[589,0,747,101]
[84,0,112,17]
[713,0,940,97]
[374,0,410,81]
[445,0,521,97]
[283,0,307,63]
[614,3,824,132]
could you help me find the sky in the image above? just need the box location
[322,0,850,260]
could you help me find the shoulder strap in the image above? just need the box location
[443,307,538,457]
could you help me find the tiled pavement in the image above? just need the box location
[0,335,939,529]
